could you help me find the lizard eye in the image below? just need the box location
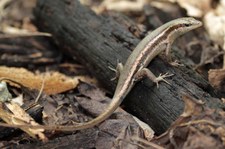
[184,23,191,27]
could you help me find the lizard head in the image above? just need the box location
[171,17,202,36]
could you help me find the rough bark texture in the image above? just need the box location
[34,0,223,134]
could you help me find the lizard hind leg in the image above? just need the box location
[108,62,123,81]
[134,68,174,88]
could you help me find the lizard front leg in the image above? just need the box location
[165,42,184,67]
[134,68,174,88]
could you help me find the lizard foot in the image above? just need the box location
[154,72,174,88]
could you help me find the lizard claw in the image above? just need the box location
[154,72,174,88]
[170,60,184,67]
[110,76,117,81]
[108,65,117,72]
[108,61,123,81]
[108,66,118,81]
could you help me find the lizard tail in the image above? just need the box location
[0,94,124,131]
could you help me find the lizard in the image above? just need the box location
[0,17,202,131]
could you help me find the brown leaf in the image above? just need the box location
[0,102,47,141]
[0,66,95,95]
[177,0,212,17]
[152,93,225,148]
[75,83,144,148]
[208,68,225,92]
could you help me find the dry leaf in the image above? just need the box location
[102,0,146,12]
[203,0,225,68]
[0,66,96,95]
[208,69,225,92]
[0,102,47,141]
[204,12,225,47]
[152,94,225,148]
[132,116,154,141]
[176,0,212,17]
[75,83,145,148]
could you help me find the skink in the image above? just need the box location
[0,17,202,131]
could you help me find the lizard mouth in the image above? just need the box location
[192,19,202,28]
